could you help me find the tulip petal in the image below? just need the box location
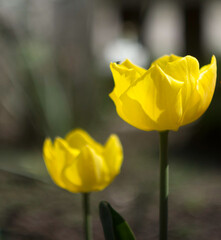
[120,59,146,75]
[55,137,80,163]
[119,92,159,131]
[164,56,200,114]
[110,90,154,131]
[43,138,65,188]
[164,55,199,84]
[198,55,217,108]
[66,129,103,154]
[151,54,181,69]
[103,134,123,179]
[66,146,109,192]
[182,55,217,125]
[109,91,127,121]
[110,64,161,130]
[43,138,58,182]
[43,138,79,192]
[54,138,81,192]
[110,60,145,98]
[123,65,184,131]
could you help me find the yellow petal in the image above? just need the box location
[151,54,181,69]
[54,138,83,192]
[103,134,123,179]
[43,137,80,192]
[110,60,146,98]
[182,55,217,125]
[163,56,200,114]
[43,138,67,189]
[66,145,108,192]
[119,91,159,131]
[43,138,64,188]
[43,138,53,162]
[109,60,151,130]
[65,128,103,154]
[120,59,146,75]
[111,86,159,131]
[163,55,199,84]
[123,65,184,131]
[54,137,80,164]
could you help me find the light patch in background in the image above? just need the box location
[104,38,149,68]
[143,2,184,58]
[92,1,149,73]
[202,0,221,54]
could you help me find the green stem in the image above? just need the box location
[159,131,169,240]
[82,193,93,240]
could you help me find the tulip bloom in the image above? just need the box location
[110,55,217,131]
[43,129,123,193]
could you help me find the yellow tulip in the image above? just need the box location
[43,129,123,193]
[110,55,217,131]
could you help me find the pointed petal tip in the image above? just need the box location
[43,138,53,152]
[110,61,122,72]
[109,62,115,68]
[211,55,216,64]
[44,137,52,145]
[105,134,122,147]
[109,91,118,103]
[65,128,90,142]
[121,58,132,65]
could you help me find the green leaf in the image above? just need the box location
[99,201,115,240]
[99,201,136,240]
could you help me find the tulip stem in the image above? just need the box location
[159,131,169,240]
[82,193,92,240]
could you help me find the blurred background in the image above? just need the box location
[0,0,220,239]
